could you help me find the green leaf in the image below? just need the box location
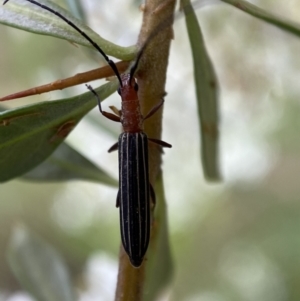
[8,224,76,301]
[0,80,118,183]
[221,0,300,38]
[144,174,173,301]
[23,142,118,186]
[0,0,136,60]
[181,0,220,181]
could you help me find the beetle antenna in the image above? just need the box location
[129,8,175,83]
[3,0,123,86]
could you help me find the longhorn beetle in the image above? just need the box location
[3,0,172,267]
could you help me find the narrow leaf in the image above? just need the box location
[221,0,300,38]
[0,80,117,182]
[181,0,220,181]
[23,142,118,186]
[0,0,136,60]
[144,174,173,301]
[8,224,76,301]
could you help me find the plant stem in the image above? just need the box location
[114,0,176,300]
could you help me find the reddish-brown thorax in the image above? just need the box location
[119,73,144,133]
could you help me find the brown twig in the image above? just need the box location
[0,61,129,101]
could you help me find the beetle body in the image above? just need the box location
[116,75,151,267]
[118,132,150,267]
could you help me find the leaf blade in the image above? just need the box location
[182,0,220,181]
[221,0,300,38]
[0,80,118,182]
[8,224,76,301]
[0,0,136,60]
[23,142,118,186]
[144,174,173,301]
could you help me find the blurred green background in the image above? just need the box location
[1,0,300,300]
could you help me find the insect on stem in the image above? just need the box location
[4,0,172,268]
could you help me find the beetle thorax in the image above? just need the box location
[120,74,143,133]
